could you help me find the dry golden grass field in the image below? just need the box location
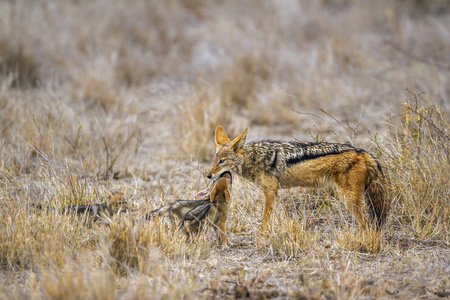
[1,0,449,299]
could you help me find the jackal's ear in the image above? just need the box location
[120,187,127,194]
[224,189,231,203]
[215,126,230,147]
[230,128,248,151]
[210,188,218,203]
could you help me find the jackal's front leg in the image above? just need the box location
[260,176,278,232]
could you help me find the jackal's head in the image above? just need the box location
[196,171,232,199]
[207,126,247,180]
[105,187,128,212]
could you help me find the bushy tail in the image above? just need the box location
[365,157,391,229]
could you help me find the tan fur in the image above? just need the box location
[207,126,390,231]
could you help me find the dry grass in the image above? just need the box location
[1,0,449,299]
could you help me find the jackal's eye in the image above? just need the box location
[218,159,225,164]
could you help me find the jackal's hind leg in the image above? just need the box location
[335,180,368,230]
[346,193,368,230]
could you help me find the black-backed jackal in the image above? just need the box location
[207,126,390,231]
[63,187,128,221]
[148,172,232,245]
[30,187,128,222]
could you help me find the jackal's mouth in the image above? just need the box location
[219,171,232,184]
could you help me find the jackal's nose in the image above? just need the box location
[206,174,212,179]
